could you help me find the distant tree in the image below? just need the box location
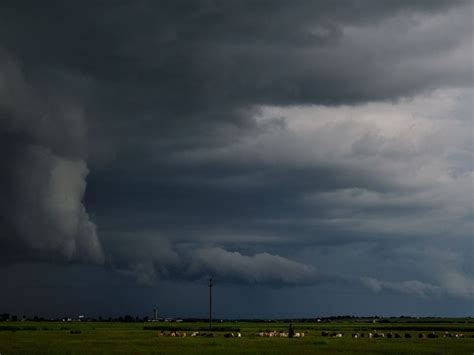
[12,315,17,321]
[288,324,295,338]
[0,313,9,321]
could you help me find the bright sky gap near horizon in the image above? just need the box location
[0,1,473,318]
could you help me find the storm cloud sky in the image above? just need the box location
[0,1,472,318]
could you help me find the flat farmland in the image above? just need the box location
[1,320,474,354]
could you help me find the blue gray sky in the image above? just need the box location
[0,0,472,318]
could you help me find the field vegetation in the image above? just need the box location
[1,319,474,354]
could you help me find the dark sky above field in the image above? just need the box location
[0,1,473,318]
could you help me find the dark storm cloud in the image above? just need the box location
[0,0,470,115]
[0,0,472,304]
[0,49,103,264]
[106,234,323,287]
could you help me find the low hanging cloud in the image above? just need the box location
[360,274,474,300]
[437,271,474,300]
[360,277,441,298]
[359,243,474,300]
[4,145,103,263]
[187,247,321,285]
[107,233,321,287]
[0,48,103,264]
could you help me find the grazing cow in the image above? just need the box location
[394,333,401,338]
[259,331,281,337]
[191,331,199,337]
[224,333,234,338]
[322,331,329,337]
[418,333,427,339]
[368,333,373,339]
[294,332,301,338]
[157,331,165,337]
[301,332,305,337]
[237,332,241,337]
[352,333,359,338]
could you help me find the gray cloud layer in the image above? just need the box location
[0,49,103,264]
[0,1,472,314]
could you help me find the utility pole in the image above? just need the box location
[208,277,213,330]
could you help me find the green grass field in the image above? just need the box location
[1,320,474,354]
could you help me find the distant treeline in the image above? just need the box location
[1,312,473,324]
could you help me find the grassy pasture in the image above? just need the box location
[0,320,473,354]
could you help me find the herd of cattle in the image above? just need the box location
[156,330,241,338]
[258,331,305,337]
[323,331,467,339]
[156,330,470,339]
